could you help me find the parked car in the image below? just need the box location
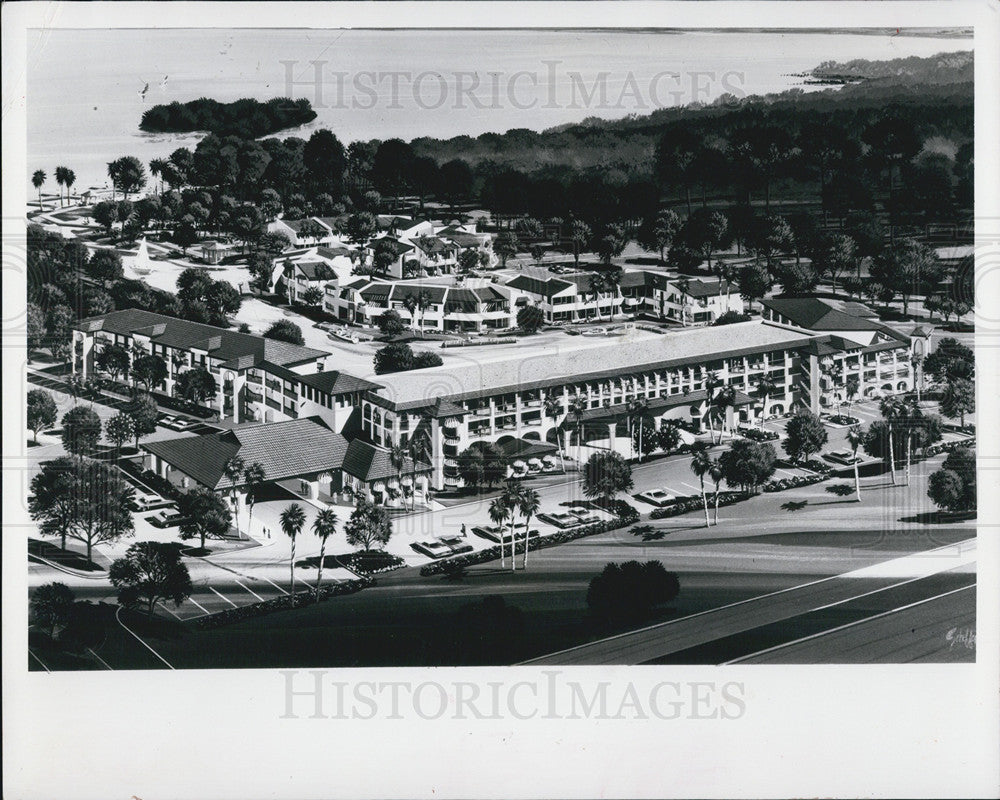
[412,540,452,559]
[636,488,677,507]
[130,491,173,512]
[437,534,474,555]
[824,450,861,466]
[147,508,191,528]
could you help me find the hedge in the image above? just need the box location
[192,577,375,629]
[649,491,748,519]
[419,510,640,577]
[762,473,829,492]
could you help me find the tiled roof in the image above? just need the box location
[290,260,337,281]
[370,320,817,411]
[142,417,349,490]
[761,297,882,331]
[678,278,734,299]
[341,439,432,483]
[445,232,485,248]
[298,370,383,395]
[372,237,413,257]
[506,274,574,298]
[73,310,327,368]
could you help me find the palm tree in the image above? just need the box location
[627,397,649,462]
[32,170,46,211]
[847,425,864,502]
[709,457,725,525]
[417,289,433,337]
[402,293,418,334]
[500,479,525,572]
[690,441,713,528]
[389,439,407,509]
[879,396,905,486]
[279,503,306,593]
[64,169,76,205]
[755,377,776,431]
[703,371,721,441]
[311,508,338,599]
[713,386,737,443]
[488,496,510,569]
[568,394,587,463]
[55,166,68,208]
[222,455,245,536]
[149,158,167,195]
[243,462,266,535]
[909,352,925,403]
[844,377,860,419]
[543,394,566,471]
[518,487,541,569]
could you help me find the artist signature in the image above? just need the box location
[945,626,975,651]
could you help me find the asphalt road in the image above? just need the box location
[733,582,976,664]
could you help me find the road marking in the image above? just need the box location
[87,647,114,670]
[28,649,51,672]
[156,602,184,620]
[209,587,239,608]
[186,595,210,614]
[116,607,174,670]
[725,584,976,664]
[520,538,975,664]
[234,579,264,601]
[776,468,799,478]
[679,481,701,492]
[261,575,290,595]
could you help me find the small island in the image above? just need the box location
[139,96,317,138]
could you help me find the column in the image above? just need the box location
[430,418,444,490]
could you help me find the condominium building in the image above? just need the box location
[359,320,823,490]
[72,309,380,430]
[323,278,515,333]
[759,297,929,408]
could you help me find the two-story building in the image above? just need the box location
[323,278,514,333]
[505,272,623,323]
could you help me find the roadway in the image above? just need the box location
[522,539,976,665]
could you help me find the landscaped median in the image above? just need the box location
[192,576,375,629]
[420,505,641,577]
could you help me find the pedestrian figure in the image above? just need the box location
[461,524,467,539]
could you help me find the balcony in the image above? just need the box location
[443,434,460,445]
[265,379,281,392]
[472,408,491,417]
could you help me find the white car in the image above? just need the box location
[636,488,677,507]
[130,492,173,512]
[412,540,452,559]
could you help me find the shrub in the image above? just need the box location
[825,483,855,496]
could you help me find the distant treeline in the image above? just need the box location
[410,51,973,178]
[139,97,317,138]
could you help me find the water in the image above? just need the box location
[27,28,971,191]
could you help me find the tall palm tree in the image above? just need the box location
[690,441,713,528]
[389,439,407,509]
[703,371,721,441]
[417,289,433,337]
[488,496,510,569]
[402,293,418,334]
[543,394,566,471]
[500,479,525,572]
[844,377,860,418]
[909,352,925,403]
[243,462,266,535]
[311,508,338,599]
[568,394,587,464]
[628,397,649,462]
[847,425,864,502]
[518,487,541,569]
[755,377,776,431]
[54,166,68,208]
[279,503,306,593]
[712,386,737,444]
[64,169,76,205]
[879,396,905,486]
[149,158,167,195]
[709,457,725,525]
[32,170,46,211]
[222,455,245,536]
